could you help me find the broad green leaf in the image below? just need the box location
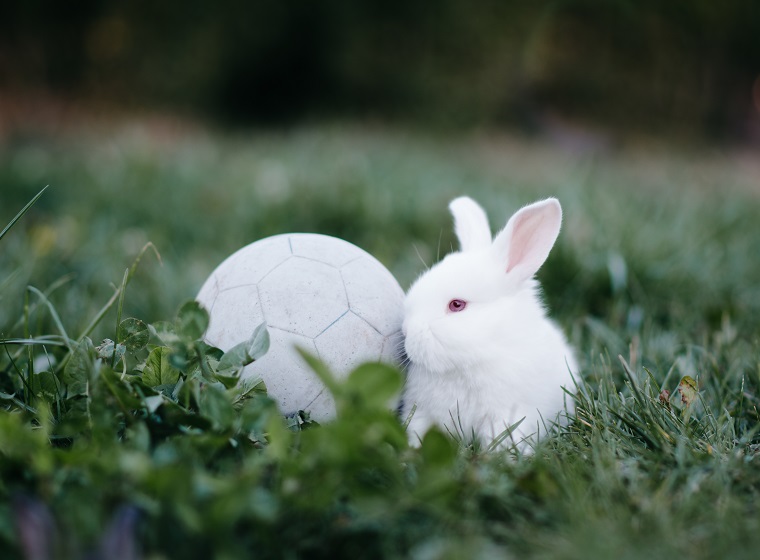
[215,373,240,390]
[154,383,179,398]
[197,341,223,361]
[237,375,267,398]
[161,402,212,431]
[297,349,341,397]
[118,318,149,353]
[151,321,180,346]
[265,414,294,461]
[245,322,270,362]
[216,348,245,377]
[100,366,143,409]
[344,362,403,409]
[63,337,95,396]
[229,375,268,408]
[415,428,459,505]
[142,346,181,387]
[199,384,235,430]
[124,422,151,452]
[175,300,209,340]
[58,398,91,434]
[169,347,191,371]
[32,370,62,403]
[420,428,458,467]
[216,323,270,376]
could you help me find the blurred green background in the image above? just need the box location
[2,0,760,137]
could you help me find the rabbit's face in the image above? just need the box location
[403,250,512,374]
[403,196,564,377]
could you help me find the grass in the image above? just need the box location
[1,119,760,559]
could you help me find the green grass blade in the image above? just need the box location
[127,242,162,282]
[0,336,69,347]
[3,344,34,404]
[69,243,161,349]
[76,286,121,342]
[7,274,75,336]
[27,286,74,352]
[0,185,49,242]
[115,268,129,339]
[618,354,646,405]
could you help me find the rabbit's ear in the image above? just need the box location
[492,198,562,283]
[449,197,492,252]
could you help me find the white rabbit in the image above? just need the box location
[402,196,577,450]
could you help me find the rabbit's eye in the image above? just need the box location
[448,299,467,312]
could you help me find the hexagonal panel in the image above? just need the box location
[289,233,364,268]
[204,285,264,349]
[341,256,404,336]
[241,327,325,418]
[314,311,386,381]
[300,388,335,422]
[258,256,348,338]
[212,235,292,291]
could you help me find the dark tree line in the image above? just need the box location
[2,0,759,138]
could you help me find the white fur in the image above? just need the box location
[402,197,577,450]
[450,196,492,252]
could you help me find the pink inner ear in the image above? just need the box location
[506,212,549,273]
[501,200,561,280]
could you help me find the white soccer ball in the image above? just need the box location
[196,233,404,421]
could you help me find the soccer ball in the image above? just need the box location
[196,233,405,421]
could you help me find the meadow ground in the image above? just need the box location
[1,117,760,559]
